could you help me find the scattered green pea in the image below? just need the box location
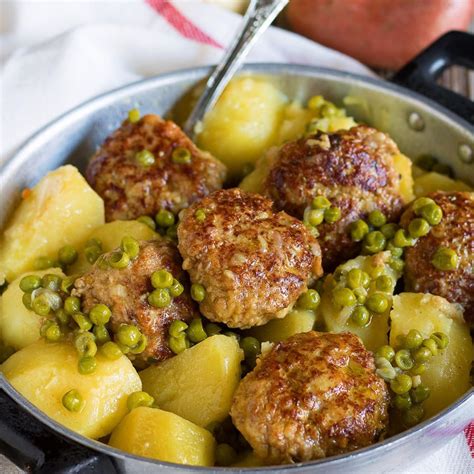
[195,209,207,223]
[187,318,207,343]
[169,334,189,354]
[419,203,442,226]
[32,294,52,316]
[121,236,140,259]
[62,389,84,412]
[100,341,123,360]
[332,287,356,308]
[410,363,427,375]
[34,256,56,271]
[305,208,325,226]
[390,373,413,395]
[64,296,81,315]
[386,242,404,258]
[172,147,192,164]
[78,356,97,375]
[55,308,70,325]
[127,391,155,411]
[380,223,399,240]
[44,322,62,342]
[19,275,42,293]
[403,404,424,426]
[410,385,430,404]
[108,251,130,269]
[240,337,261,365]
[353,287,367,304]
[376,345,395,362]
[148,288,171,308]
[191,283,206,302]
[324,206,341,223]
[58,245,78,266]
[408,218,430,238]
[362,231,386,254]
[350,219,370,242]
[366,293,390,314]
[431,332,449,349]
[351,306,370,327]
[394,349,414,370]
[130,334,148,354]
[135,150,155,167]
[117,324,142,348]
[155,209,175,228]
[205,323,222,336]
[389,257,405,273]
[422,338,438,356]
[412,197,435,214]
[60,276,76,294]
[22,293,32,310]
[137,215,156,230]
[368,210,386,228]
[169,320,188,337]
[84,245,102,264]
[297,289,320,310]
[72,312,93,332]
[376,275,393,292]
[413,346,432,363]
[128,108,140,123]
[393,393,412,411]
[169,279,184,297]
[311,196,331,210]
[151,269,173,289]
[431,247,458,271]
[41,274,62,292]
[93,325,111,344]
[403,329,423,350]
[74,332,97,357]
[346,268,365,290]
[89,304,112,325]
[393,229,415,248]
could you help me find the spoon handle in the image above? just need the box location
[183,0,289,138]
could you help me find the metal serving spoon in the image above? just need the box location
[183,0,289,139]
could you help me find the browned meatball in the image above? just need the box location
[73,239,199,366]
[402,191,474,323]
[259,125,406,270]
[86,114,226,221]
[231,331,390,464]
[177,188,323,328]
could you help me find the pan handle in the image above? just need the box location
[0,388,117,473]
[392,30,474,124]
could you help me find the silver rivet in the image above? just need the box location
[408,112,425,131]
[458,144,473,163]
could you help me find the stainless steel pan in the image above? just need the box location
[1,32,473,473]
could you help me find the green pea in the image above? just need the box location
[346,268,365,290]
[121,236,140,259]
[366,293,390,314]
[390,373,413,395]
[416,154,437,171]
[55,308,70,325]
[431,247,458,271]
[187,318,207,343]
[148,288,171,308]
[89,304,112,325]
[408,218,430,239]
[304,208,325,227]
[74,332,97,357]
[191,283,206,302]
[324,206,341,223]
[419,203,443,226]
[60,276,76,294]
[353,287,367,304]
[333,266,344,282]
[215,443,237,467]
[130,334,148,354]
[404,329,423,350]
[368,264,384,279]
[127,391,155,411]
[155,209,175,228]
[350,219,370,242]
[362,231,386,254]
[108,251,130,269]
[100,341,123,360]
[422,338,438,356]
[311,196,331,209]
[376,275,393,292]
[402,404,424,427]
[240,337,261,363]
[297,289,320,310]
[128,108,140,123]
[64,296,81,315]
[72,313,93,332]
[169,320,188,337]
[389,257,405,273]
[93,325,111,344]
[117,342,130,355]
[166,224,178,241]
[172,147,192,164]
[84,245,102,264]
[393,229,416,248]
[41,274,62,292]
[380,223,399,240]
[410,385,430,404]
[376,345,395,362]
[19,275,42,293]
[394,349,414,370]
[22,293,32,310]
[412,197,435,214]
[34,256,56,270]
[117,324,142,347]
[44,322,62,342]
[413,346,432,363]
[351,306,370,327]
[386,242,404,258]
[151,269,174,289]
[62,389,84,412]
[205,323,222,336]
[195,209,207,222]
[169,279,184,297]
[58,245,78,266]
[431,332,449,349]
[168,334,189,354]
[135,149,155,167]
[78,356,97,375]
[332,287,357,308]
[137,215,156,230]
[368,210,386,228]
[393,394,412,411]
[410,363,426,376]
[32,294,52,316]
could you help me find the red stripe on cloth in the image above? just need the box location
[146,0,223,49]
[465,422,474,458]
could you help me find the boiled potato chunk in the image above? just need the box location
[320,252,402,351]
[246,308,316,343]
[390,293,473,419]
[1,340,141,439]
[0,268,65,350]
[414,171,472,197]
[197,77,287,178]
[0,165,104,283]
[393,153,415,203]
[140,335,242,427]
[109,407,215,466]
[69,220,157,275]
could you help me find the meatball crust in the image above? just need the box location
[73,239,199,366]
[262,125,405,270]
[402,191,474,323]
[177,188,323,328]
[231,331,389,464]
[86,114,226,221]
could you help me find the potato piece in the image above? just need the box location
[140,335,242,427]
[414,171,472,197]
[389,293,473,419]
[0,268,65,350]
[393,153,415,203]
[197,77,287,178]
[0,165,104,283]
[320,252,402,351]
[1,340,141,439]
[245,308,316,343]
[69,220,158,275]
[109,407,215,466]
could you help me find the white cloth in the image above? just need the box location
[0,1,472,473]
